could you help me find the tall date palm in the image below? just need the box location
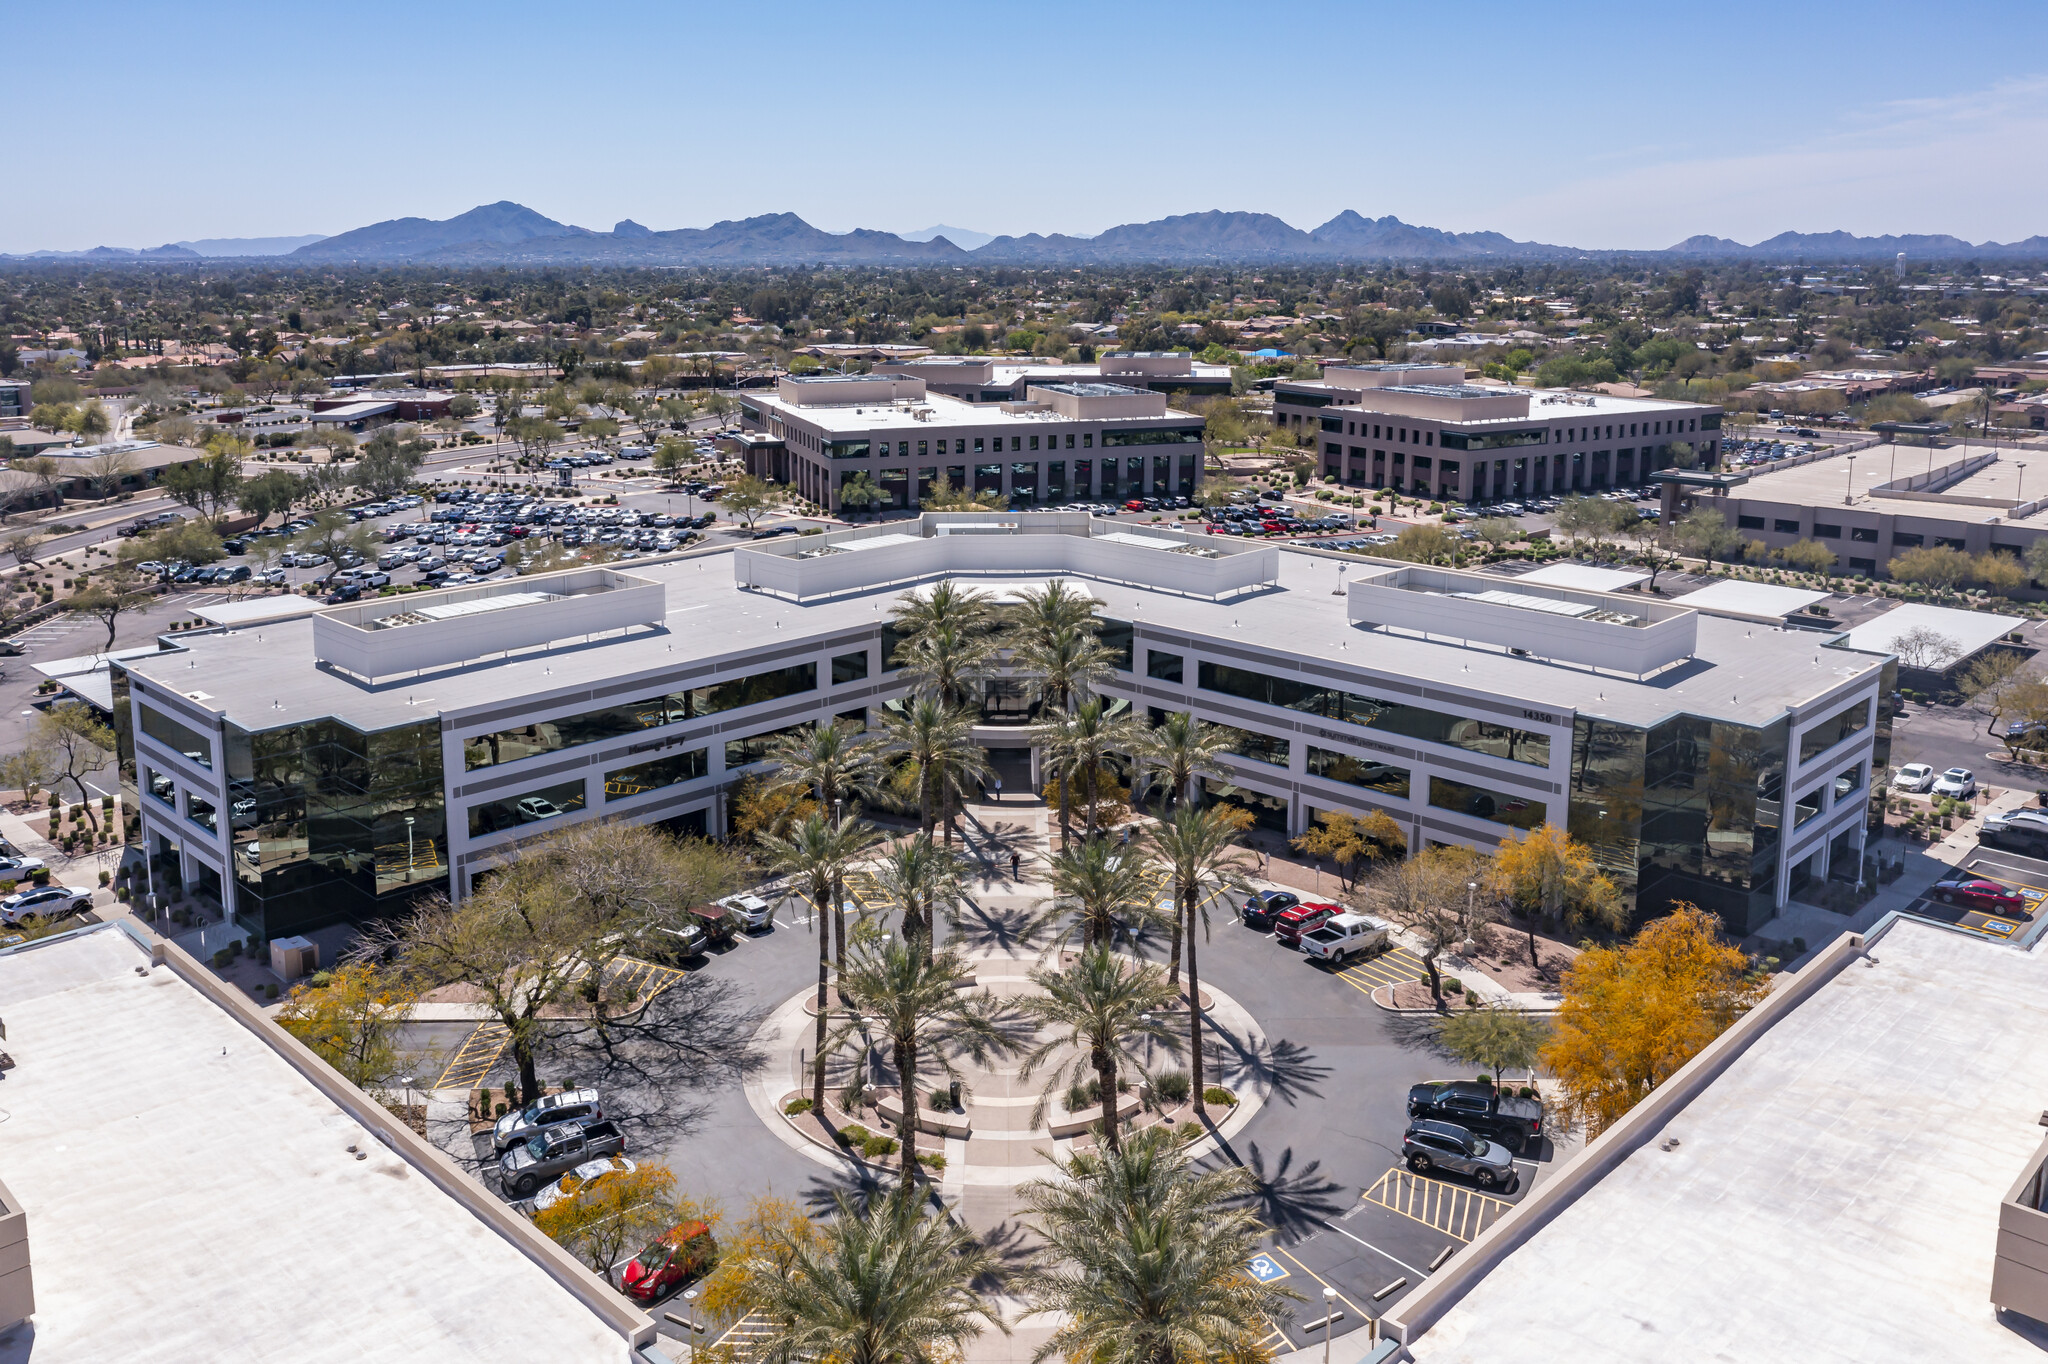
[1018,1126,1298,1364]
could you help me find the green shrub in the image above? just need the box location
[920,1152,946,1172]
[1066,1080,1099,1112]
[1442,975,1463,993]
[861,1133,898,1158]
[1152,1070,1193,1104]
[264,983,278,1001]
[928,1088,952,1111]
[1203,1086,1238,1107]
[494,1102,508,1118]
[98,869,110,886]
[784,1097,814,1115]
[839,1123,871,1145]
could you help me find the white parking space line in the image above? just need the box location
[1319,1217,1427,1277]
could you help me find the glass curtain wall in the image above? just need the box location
[1599,712,1788,936]
[223,717,447,939]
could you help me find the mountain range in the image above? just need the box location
[9,202,2048,264]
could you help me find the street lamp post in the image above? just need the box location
[1844,454,1857,506]
[404,815,416,880]
[1322,1286,1339,1364]
[2019,461,2029,506]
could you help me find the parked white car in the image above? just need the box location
[0,884,95,927]
[1892,763,1936,793]
[1931,767,1977,799]
[718,892,775,930]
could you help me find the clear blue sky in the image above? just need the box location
[14,0,2048,253]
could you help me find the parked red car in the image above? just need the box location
[620,1221,717,1302]
[1933,878,2025,915]
[1274,901,1344,947]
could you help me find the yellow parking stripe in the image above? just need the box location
[1360,1166,1512,1243]
[434,1021,510,1090]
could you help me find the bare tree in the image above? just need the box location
[1361,845,1501,1007]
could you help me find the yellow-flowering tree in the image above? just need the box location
[1491,823,1626,966]
[532,1161,719,1283]
[276,962,420,1090]
[1539,904,1769,1137]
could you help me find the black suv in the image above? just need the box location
[1406,1079,1544,1153]
[1402,1119,1516,1189]
[1240,889,1299,930]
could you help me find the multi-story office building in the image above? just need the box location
[0,378,31,422]
[737,373,1206,511]
[116,515,1889,944]
[1274,366,1723,500]
[878,352,1234,403]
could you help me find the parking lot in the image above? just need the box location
[388,862,1560,1344]
[1910,841,2048,941]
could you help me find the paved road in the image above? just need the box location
[393,853,1558,1341]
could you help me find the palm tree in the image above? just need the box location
[1017,1126,1298,1364]
[760,812,878,1115]
[747,1187,1006,1364]
[1010,577,1098,645]
[831,934,1007,1173]
[1045,836,1170,950]
[1018,945,1181,1154]
[767,721,891,964]
[880,698,990,846]
[1011,622,1113,720]
[897,621,997,712]
[1034,698,1144,845]
[889,580,997,657]
[1131,709,1234,813]
[1148,805,1254,1103]
[873,831,966,951]
[1006,577,1108,711]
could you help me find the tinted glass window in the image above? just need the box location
[464,663,816,771]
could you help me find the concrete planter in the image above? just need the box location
[872,1090,972,1139]
[1048,1090,1142,1139]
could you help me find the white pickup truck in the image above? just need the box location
[1299,912,1392,965]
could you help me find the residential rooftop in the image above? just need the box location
[0,925,632,1364]
[125,518,1889,737]
[1404,917,2048,1364]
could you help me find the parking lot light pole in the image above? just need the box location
[1844,454,1857,506]
[1323,1286,1338,1364]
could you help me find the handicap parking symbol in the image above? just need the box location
[1247,1253,1290,1283]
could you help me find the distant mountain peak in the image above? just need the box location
[612,219,653,237]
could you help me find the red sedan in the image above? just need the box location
[620,1221,716,1302]
[1933,878,2025,915]
[1274,901,1344,947]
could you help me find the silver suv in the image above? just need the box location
[1401,1119,1517,1190]
[491,1088,602,1153]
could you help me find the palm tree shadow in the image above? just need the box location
[949,898,1051,954]
[967,1218,1036,1294]
[1207,1141,1348,1246]
[1206,1033,1330,1108]
[801,1166,884,1218]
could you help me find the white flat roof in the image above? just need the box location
[1514,563,1651,593]
[1668,579,1832,622]
[191,595,326,628]
[1836,602,2024,662]
[1408,918,2048,1364]
[30,645,164,679]
[0,927,626,1364]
